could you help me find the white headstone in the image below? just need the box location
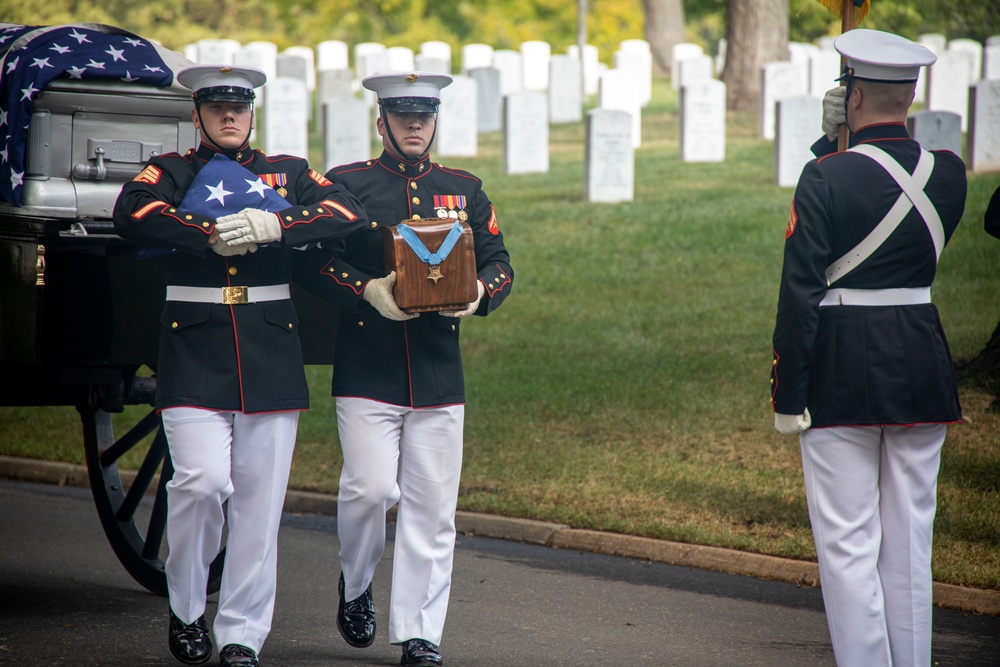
[678,55,714,90]
[787,42,819,96]
[237,42,278,82]
[234,43,277,105]
[969,79,1000,173]
[415,55,450,75]
[317,40,349,72]
[504,91,549,174]
[263,77,309,159]
[386,46,415,73]
[917,34,947,104]
[462,44,495,73]
[492,50,523,95]
[323,96,371,171]
[672,43,705,90]
[359,51,391,107]
[818,36,836,52]
[715,38,727,76]
[615,48,653,107]
[599,68,641,148]
[948,38,983,81]
[984,45,1000,80]
[354,42,387,80]
[413,53,451,74]
[420,41,452,73]
[521,41,551,91]
[316,68,355,130]
[567,44,600,96]
[585,109,634,203]
[469,67,502,134]
[283,46,316,91]
[808,50,842,99]
[196,39,240,65]
[680,79,726,163]
[619,39,651,54]
[906,110,962,156]
[436,75,478,158]
[988,35,1000,47]
[276,53,310,90]
[549,55,582,124]
[927,50,972,132]
[760,61,807,141]
[774,95,822,188]
[183,43,198,63]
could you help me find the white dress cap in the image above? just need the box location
[835,29,936,83]
[176,65,268,93]
[362,71,453,100]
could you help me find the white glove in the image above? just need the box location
[822,86,847,140]
[774,408,812,435]
[441,280,485,318]
[216,208,282,245]
[210,238,258,256]
[363,272,418,321]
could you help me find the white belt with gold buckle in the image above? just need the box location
[819,287,931,307]
[165,284,290,305]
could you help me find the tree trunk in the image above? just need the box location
[722,0,789,111]
[641,0,685,73]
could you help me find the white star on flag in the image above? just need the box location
[50,44,70,54]
[10,171,24,188]
[205,180,234,205]
[30,57,53,70]
[20,83,39,101]
[143,64,164,73]
[120,71,139,83]
[0,109,6,126]
[67,66,86,79]
[6,56,19,74]
[124,38,143,47]
[245,178,272,198]
[68,29,90,44]
[0,148,7,163]
[105,46,125,62]
[86,59,106,69]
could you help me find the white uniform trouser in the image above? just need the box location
[800,424,945,667]
[335,397,464,646]
[161,407,298,654]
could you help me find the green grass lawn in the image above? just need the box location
[2,77,998,589]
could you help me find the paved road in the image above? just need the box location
[1,480,997,666]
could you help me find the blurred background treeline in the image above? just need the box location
[1,0,997,68]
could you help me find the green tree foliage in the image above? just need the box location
[0,0,642,65]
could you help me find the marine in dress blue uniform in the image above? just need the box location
[295,72,512,667]
[770,31,967,667]
[114,65,367,667]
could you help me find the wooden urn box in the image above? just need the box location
[381,217,477,313]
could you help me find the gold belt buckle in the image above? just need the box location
[221,286,249,304]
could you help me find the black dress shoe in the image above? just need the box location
[168,609,212,665]
[337,573,376,648]
[219,644,258,667]
[400,639,442,666]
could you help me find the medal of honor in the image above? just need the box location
[427,264,443,283]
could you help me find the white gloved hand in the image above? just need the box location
[774,408,812,435]
[822,86,847,140]
[363,272,418,321]
[441,280,485,318]
[210,238,258,256]
[216,208,282,245]
[215,212,253,243]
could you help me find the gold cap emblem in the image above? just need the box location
[406,73,419,83]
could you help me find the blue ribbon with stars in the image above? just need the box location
[397,221,465,265]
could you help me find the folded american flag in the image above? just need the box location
[0,23,174,206]
[138,153,289,258]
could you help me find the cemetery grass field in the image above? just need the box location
[2,76,999,590]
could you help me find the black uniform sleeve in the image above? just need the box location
[770,160,834,415]
[986,185,1000,240]
[113,154,215,256]
[269,160,369,247]
[466,183,513,316]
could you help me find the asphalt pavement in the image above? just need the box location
[1,479,998,666]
